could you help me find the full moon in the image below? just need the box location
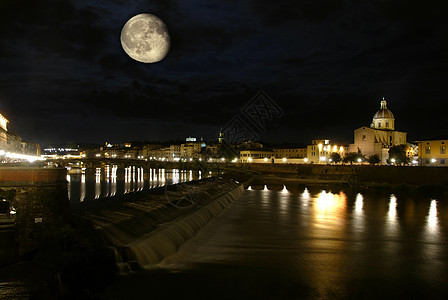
[120,13,170,63]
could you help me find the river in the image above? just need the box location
[104,184,448,299]
[67,166,209,203]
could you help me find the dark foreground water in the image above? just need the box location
[105,185,448,299]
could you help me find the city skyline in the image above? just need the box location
[1,0,447,145]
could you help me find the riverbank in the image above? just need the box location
[238,163,448,186]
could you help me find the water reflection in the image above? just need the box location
[95,168,101,199]
[422,199,441,276]
[426,199,439,233]
[68,166,207,202]
[80,172,86,202]
[352,193,365,235]
[386,194,399,237]
[158,187,448,299]
[314,190,347,218]
[300,188,310,210]
[111,165,117,196]
[388,194,397,220]
[355,193,363,214]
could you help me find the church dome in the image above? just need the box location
[373,100,394,119]
[371,98,395,130]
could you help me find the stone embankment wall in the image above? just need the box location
[0,167,70,260]
[241,163,448,186]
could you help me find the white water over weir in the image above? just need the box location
[79,178,244,270]
[129,186,244,266]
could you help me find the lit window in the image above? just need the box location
[386,122,389,128]
[441,146,446,154]
[425,146,431,155]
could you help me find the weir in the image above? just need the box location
[76,178,244,270]
[128,186,243,266]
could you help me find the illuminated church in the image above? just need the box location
[349,98,407,164]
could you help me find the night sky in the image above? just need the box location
[1,0,447,146]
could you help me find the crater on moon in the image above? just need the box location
[120,13,170,63]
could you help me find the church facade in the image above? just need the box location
[349,99,407,164]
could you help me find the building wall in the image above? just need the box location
[274,148,307,158]
[240,150,275,163]
[180,142,202,159]
[350,127,407,164]
[418,140,448,166]
[307,139,347,164]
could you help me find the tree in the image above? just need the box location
[367,154,380,165]
[388,144,410,165]
[342,152,364,164]
[330,152,341,163]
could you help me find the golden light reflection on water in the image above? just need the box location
[66,174,71,199]
[352,193,365,235]
[160,187,448,298]
[111,165,117,196]
[80,173,86,202]
[386,194,399,239]
[308,190,348,296]
[301,188,310,211]
[388,194,397,221]
[422,199,441,279]
[355,193,363,214]
[95,167,101,199]
[314,190,347,219]
[426,199,439,235]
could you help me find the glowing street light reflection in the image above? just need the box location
[426,199,439,233]
[355,193,363,213]
[388,194,397,220]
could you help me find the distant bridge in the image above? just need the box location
[50,158,232,172]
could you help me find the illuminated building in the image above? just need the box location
[274,147,307,159]
[240,149,275,163]
[0,113,9,149]
[416,137,448,166]
[349,99,407,164]
[181,142,203,159]
[307,139,348,164]
[0,112,41,157]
